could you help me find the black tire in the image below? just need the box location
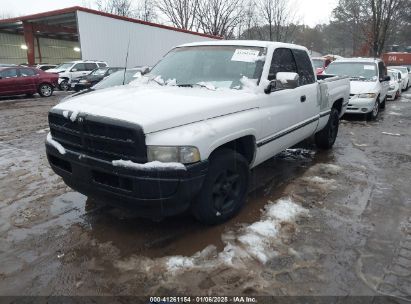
[380,96,386,109]
[367,98,380,120]
[191,149,249,225]
[59,80,69,91]
[38,83,53,97]
[315,107,339,150]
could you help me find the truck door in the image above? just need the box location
[291,49,319,137]
[256,48,306,164]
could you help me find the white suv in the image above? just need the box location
[46,60,108,90]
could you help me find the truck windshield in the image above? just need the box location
[147,45,266,89]
[326,62,378,81]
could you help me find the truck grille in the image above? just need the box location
[48,111,147,163]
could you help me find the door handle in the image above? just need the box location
[300,95,306,102]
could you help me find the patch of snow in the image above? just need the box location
[62,110,69,118]
[265,198,308,221]
[166,256,194,272]
[240,76,261,94]
[46,133,66,155]
[382,132,401,136]
[319,163,342,175]
[166,78,177,86]
[246,220,278,237]
[153,75,165,85]
[36,127,49,134]
[197,82,216,91]
[112,160,186,171]
[70,110,79,122]
[388,111,402,116]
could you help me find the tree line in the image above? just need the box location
[92,0,411,57]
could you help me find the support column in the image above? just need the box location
[23,22,35,65]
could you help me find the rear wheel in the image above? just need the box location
[191,149,249,225]
[38,83,53,97]
[367,98,380,120]
[315,108,339,150]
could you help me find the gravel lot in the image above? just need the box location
[0,90,410,299]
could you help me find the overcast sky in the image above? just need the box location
[0,0,338,27]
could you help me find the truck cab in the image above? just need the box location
[45,41,349,224]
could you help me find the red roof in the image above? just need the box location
[0,6,222,40]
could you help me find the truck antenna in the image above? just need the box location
[122,36,131,85]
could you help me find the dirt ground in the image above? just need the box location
[0,90,410,301]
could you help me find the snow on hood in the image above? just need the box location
[46,68,65,73]
[350,80,379,95]
[52,84,258,134]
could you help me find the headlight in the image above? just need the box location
[358,93,377,99]
[79,79,89,84]
[389,85,395,90]
[147,146,200,164]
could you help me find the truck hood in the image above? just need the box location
[52,84,258,134]
[350,80,379,95]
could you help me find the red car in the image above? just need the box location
[0,66,58,98]
[312,57,331,75]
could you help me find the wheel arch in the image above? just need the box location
[208,135,257,165]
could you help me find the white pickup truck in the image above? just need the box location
[46,41,350,224]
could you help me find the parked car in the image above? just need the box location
[46,40,350,224]
[389,66,410,91]
[387,69,402,100]
[312,57,331,75]
[61,68,148,101]
[325,58,390,120]
[46,60,108,91]
[0,66,58,97]
[71,67,124,91]
[36,64,57,71]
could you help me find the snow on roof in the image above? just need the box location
[178,40,308,51]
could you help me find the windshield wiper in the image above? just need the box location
[177,83,215,90]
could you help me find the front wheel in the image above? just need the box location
[367,98,380,120]
[315,108,339,150]
[59,80,69,91]
[38,83,53,97]
[191,149,249,225]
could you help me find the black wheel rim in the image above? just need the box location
[61,82,68,90]
[212,169,241,214]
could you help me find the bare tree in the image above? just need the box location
[368,0,402,56]
[197,0,244,37]
[156,0,200,30]
[236,0,260,39]
[259,0,299,41]
[332,0,368,56]
[135,0,158,22]
[95,0,135,17]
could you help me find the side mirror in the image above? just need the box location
[276,72,299,89]
[381,75,390,82]
[264,80,277,94]
[71,68,77,72]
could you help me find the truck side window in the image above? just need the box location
[73,63,86,71]
[292,49,315,85]
[269,48,297,81]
